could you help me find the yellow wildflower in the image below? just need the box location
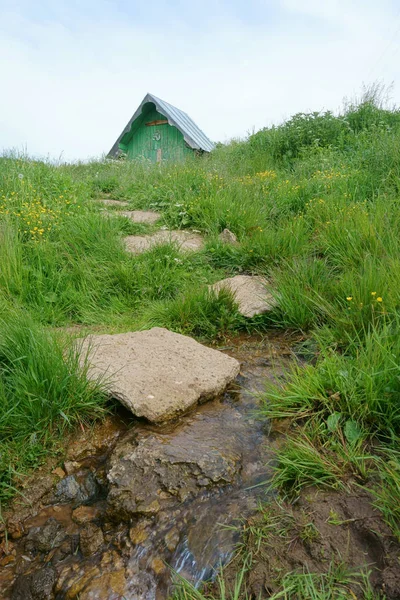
[376,297,383,302]
[346,297,353,301]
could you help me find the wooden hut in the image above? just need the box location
[108,93,214,162]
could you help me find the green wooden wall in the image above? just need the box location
[119,103,193,162]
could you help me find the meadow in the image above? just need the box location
[1,87,400,597]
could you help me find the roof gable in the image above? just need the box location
[108,93,215,157]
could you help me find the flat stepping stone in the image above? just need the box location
[79,327,240,423]
[118,210,160,224]
[124,230,203,254]
[98,199,129,207]
[210,275,277,317]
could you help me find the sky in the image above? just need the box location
[1,0,400,161]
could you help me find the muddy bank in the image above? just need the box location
[221,487,400,599]
[0,332,297,600]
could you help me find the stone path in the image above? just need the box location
[124,229,204,254]
[79,327,239,424]
[103,209,161,224]
[98,199,129,207]
[210,275,277,317]
[118,210,160,224]
[99,202,161,225]
[97,199,202,252]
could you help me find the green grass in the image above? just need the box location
[369,449,400,542]
[141,287,242,339]
[170,562,383,600]
[2,88,400,594]
[270,436,346,498]
[0,308,107,502]
[171,562,249,600]
[262,318,400,437]
[268,564,384,600]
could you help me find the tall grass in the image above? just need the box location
[262,317,400,438]
[0,309,107,501]
[261,315,400,513]
[141,287,242,339]
[2,87,400,532]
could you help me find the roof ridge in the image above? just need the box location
[148,93,191,118]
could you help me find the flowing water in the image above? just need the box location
[0,333,298,600]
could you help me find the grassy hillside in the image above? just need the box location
[1,89,400,595]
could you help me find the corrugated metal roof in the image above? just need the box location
[108,93,215,157]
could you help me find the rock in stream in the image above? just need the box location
[106,403,245,521]
[1,334,296,600]
[79,327,240,424]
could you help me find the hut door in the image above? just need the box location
[152,130,162,163]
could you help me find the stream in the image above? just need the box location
[0,333,297,600]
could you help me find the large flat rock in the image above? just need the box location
[210,275,277,317]
[124,230,203,254]
[79,328,239,423]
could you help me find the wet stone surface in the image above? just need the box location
[25,518,67,554]
[53,473,99,506]
[106,404,244,521]
[79,523,104,557]
[0,333,297,600]
[11,566,57,600]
